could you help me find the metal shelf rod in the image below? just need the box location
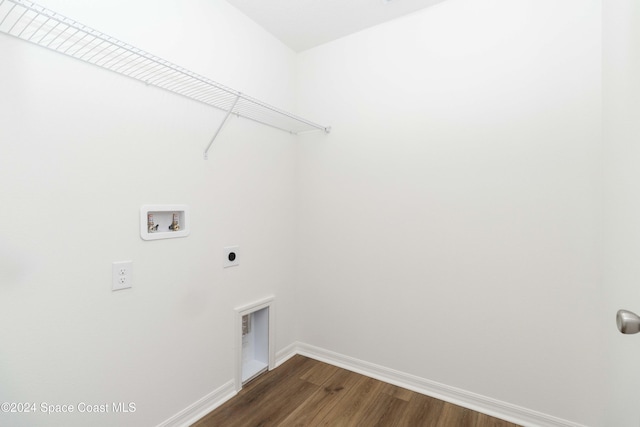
[204,95,240,160]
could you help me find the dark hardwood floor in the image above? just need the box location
[192,355,521,427]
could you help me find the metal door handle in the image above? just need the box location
[617,309,640,334]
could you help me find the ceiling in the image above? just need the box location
[225,0,447,52]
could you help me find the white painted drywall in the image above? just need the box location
[295,0,604,425]
[0,1,298,426]
[2,0,626,425]
[603,1,640,426]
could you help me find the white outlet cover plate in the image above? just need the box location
[112,261,133,291]
[224,246,240,268]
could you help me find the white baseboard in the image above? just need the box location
[275,341,299,367]
[156,380,236,427]
[158,344,297,427]
[286,342,587,427]
[161,341,587,427]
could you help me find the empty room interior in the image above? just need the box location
[1,0,640,426]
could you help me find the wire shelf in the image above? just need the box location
[0,0,330,154]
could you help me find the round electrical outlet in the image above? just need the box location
[224,246,240,268]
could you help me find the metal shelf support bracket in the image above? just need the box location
[0,0,331,159]
[204,94,240,160]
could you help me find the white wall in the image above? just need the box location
[0,1,298,426]
[295,0,604,425]
[603,1,640,426]
[1,0,619,425]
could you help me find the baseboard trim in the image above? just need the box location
[162,342,587,427]
[275,341,299,367]
[159,343,299,427]
[290,342,586,427]
[156,380,236,427]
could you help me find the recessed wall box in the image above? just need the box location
[235,297,275,390]
[140,205,190,240]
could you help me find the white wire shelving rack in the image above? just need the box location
[0,0,330,159]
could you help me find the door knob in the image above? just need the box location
[617,309,640,334]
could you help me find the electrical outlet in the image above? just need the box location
[112,261,133,291]
[224,246,240,268]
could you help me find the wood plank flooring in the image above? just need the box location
[192,355,521,427]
